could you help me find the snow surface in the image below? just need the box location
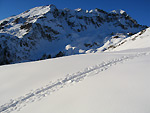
[108,28,150,51]
[0,47,150,113]
[18,50,150,113]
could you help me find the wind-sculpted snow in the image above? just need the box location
[0,51,149,113]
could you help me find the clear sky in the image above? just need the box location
[0,0,149,26]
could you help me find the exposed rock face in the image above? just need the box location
[0,4,147,65]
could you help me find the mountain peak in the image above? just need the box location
[17,4,57,19]
[75,8,82,12]
[48,4,57,12]
[111,9,126,15]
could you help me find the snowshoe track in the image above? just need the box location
[0,52,149,113]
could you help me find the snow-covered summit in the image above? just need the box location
[0,4,147,65]
[20,4,57,17]
[111,9,127,15]
[0,4,57,24]
[75,8,82,12]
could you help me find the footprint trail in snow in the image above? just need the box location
[0,52,149,113]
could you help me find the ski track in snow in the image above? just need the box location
[0,52,150,113]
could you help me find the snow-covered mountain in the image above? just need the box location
[0,4,147,65]
[0,6,150,113]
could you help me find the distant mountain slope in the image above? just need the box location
[0,4,147,65]
[105,27,150,51]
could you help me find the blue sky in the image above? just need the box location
[0,0,149,26]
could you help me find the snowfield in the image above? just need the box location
[0,47,150,113]
[0,3,150,113]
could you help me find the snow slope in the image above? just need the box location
[106,27,150,51]
[18,50,150,113]
[0,47,150,113]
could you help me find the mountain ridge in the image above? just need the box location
[0,4,148,65]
